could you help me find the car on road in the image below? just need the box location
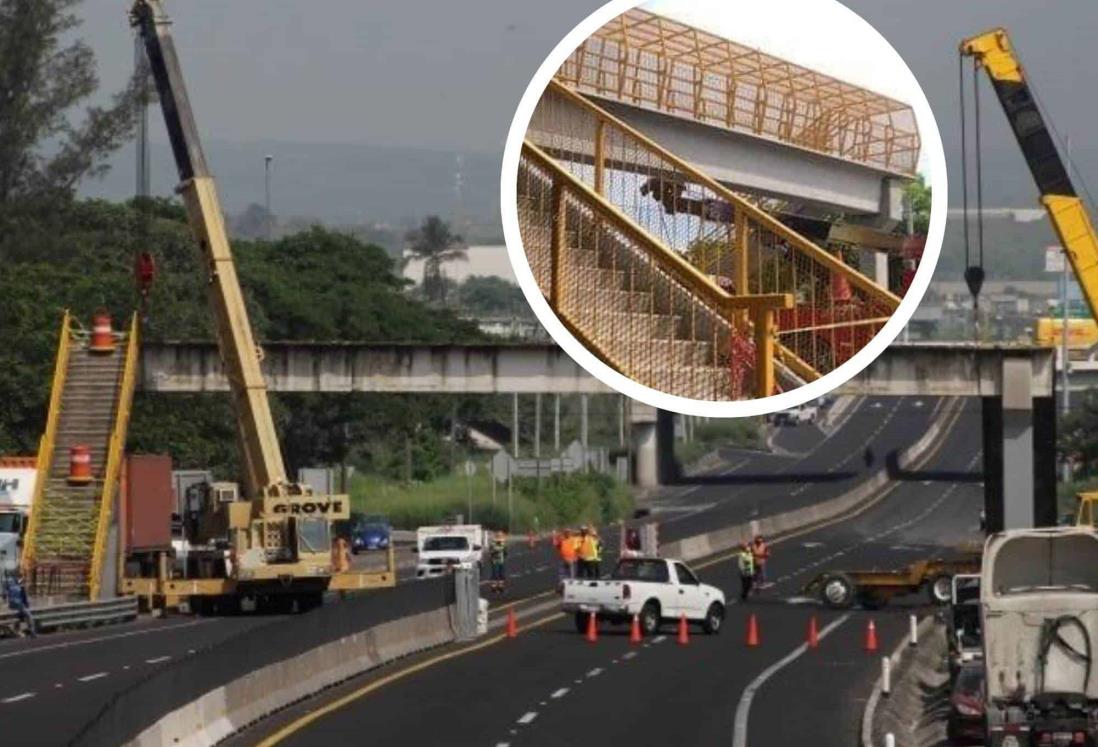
[561,556,725,636]
[351,515,391,554]
[771,403,819,426]
[947,661,985,744]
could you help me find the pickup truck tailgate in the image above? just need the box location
[563,579,625,608]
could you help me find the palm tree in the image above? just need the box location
[404,216,467,304]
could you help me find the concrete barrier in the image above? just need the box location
[129,606,455,747]
[660,398,959,562]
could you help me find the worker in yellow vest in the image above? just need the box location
[578,526,601,579]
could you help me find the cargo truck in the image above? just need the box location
[0,458,36,575]
[981,528,1098,746]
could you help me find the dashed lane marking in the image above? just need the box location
[0,619,210,661]
[145,656,171,664]
[517,712,538,725]
[1,692,34,703]
[77,672,108,682]
[550,688,569,699]
[586,667,603,678]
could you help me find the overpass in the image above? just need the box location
[554,7,918,226]
[143,341,1056,529]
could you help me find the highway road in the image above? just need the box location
[0,395,954,744]
[226,396,975,747]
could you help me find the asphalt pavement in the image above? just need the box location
[0,395,958,745]
[228,398,979,747]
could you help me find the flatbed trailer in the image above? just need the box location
[803,553,981,609]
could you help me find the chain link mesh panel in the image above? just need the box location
[519,146,757,400]
[525,81,899,382]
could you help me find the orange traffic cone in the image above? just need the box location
[677,614,690,645]
[865,619,878,653]
[807,616,819,649]
[746,613,759,647]
[629,614,642,644]
[585,611,598,643]
[506,608,518,639]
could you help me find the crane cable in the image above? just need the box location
[959,56,986,338]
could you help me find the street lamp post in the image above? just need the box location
[264,154,273,240]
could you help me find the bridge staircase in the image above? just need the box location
[22,312,139,600]
[516,78,901,399]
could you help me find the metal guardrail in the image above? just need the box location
[0,595,138,637]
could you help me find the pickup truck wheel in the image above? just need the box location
[820,573,856,609]
[929,574,952,605]
[574,613,589,634]
[702,602,724,635]
[639,601,661,636]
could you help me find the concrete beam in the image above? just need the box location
[140,342,612,395]
[592,96,906,221]
[838,343,1055,398]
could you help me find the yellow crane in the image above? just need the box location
[961,28,1098,528]
[124,0,393,610]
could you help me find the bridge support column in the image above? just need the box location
[631,405,676,487]
[982,357,1057,531]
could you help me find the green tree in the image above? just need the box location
[404,216,466,304]
[455,275,531,319]
[0,0,137,205]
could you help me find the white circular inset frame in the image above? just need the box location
[500,0,947,417]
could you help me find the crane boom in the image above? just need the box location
[131,0,286,497]
[961,28,1098,322]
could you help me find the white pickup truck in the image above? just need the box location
[561,557,725,636]
[414,524,485,580]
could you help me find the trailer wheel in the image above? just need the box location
[640,601,662,636]
[574,612,589,634]
[820,573,856,609]
[929,574,952,605]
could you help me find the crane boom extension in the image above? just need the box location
[961,28,1098,323]
[131,0,285,497]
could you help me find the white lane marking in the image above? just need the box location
[731,614,850,747]
[622,651,637,660]
[0,619,210,661]
[586,667,603,678]
[495,743,510,747]
[2,692,35,703]
[653,635,667,644]
[550,687,569,699]
[145,656,171,664]
[77,672,108,682]
[517,711,538,725]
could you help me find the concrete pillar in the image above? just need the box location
[1001,357,1035,529]
[981,396,1004,533]
[631,405,677,487]
[874,251,889,289]
[580,394,589,450]
[1033,394,1058,526]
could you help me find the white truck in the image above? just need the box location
[561,556,725,636]
[414,524,485,580]
[982,528,1098,747]
[0,463,36,575]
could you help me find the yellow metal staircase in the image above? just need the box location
[516,79,902,399]
[22,312,139,599]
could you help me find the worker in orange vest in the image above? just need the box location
[558,529,577,580]
[332,536,351,573]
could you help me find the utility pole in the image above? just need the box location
[264,154,273,240]
[512,392,519,459]
[554,394,561,452]
[1061,136,1073,483]
[534,393,542,459]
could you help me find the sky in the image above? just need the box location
[77,0,1098,209]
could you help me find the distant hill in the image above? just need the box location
[81,139,502,231]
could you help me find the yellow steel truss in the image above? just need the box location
[558,8,920,174]
[21,311,73,575]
